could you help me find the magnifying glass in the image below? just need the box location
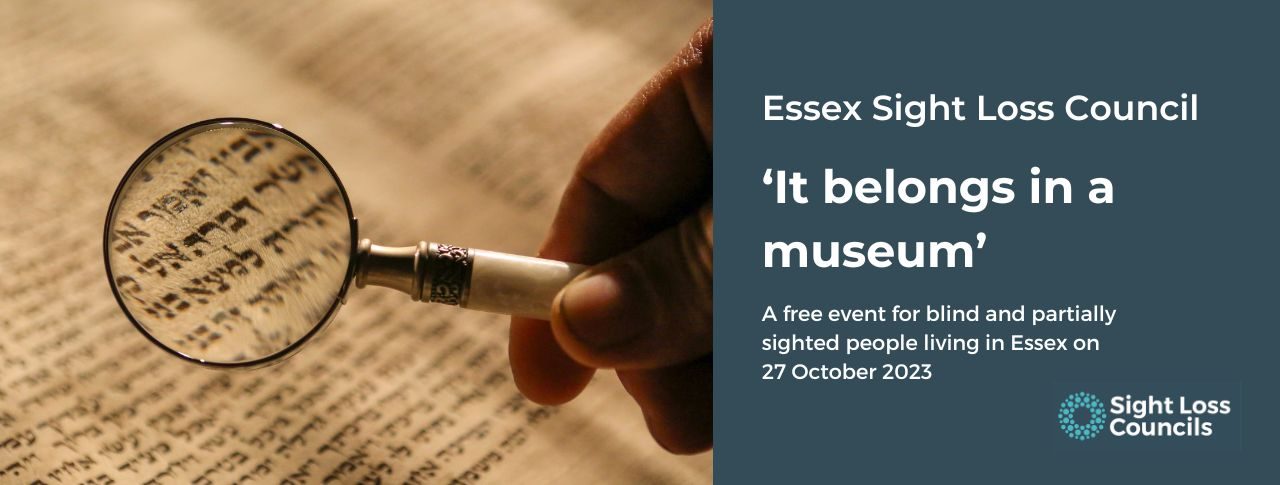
[104,118,585,368]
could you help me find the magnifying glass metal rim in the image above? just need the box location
[102,117,359,370]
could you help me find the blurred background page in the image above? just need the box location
[0,0,711,483]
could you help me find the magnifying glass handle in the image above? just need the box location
[355,239,588,320]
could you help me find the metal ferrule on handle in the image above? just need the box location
[354,239,587,320]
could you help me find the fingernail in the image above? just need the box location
[558,271,648,349]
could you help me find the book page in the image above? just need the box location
[0,1,712,483]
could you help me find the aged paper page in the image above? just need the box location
[0,1,712,483]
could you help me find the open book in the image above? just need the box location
[0,1,712,483]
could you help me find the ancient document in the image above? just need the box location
[0,1,712,483]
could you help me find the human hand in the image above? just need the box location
[509,19,713,454]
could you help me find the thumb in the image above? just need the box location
[550,204,713,369]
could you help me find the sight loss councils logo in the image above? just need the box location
[1058,392,1106,440]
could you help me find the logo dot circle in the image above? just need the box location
[1058,392,1106,441]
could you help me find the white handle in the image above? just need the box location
[466,250,587,319]
[355,239,588,320]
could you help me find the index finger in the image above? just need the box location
[545,18,713,263]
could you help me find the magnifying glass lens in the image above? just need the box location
[105,120,354,366]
